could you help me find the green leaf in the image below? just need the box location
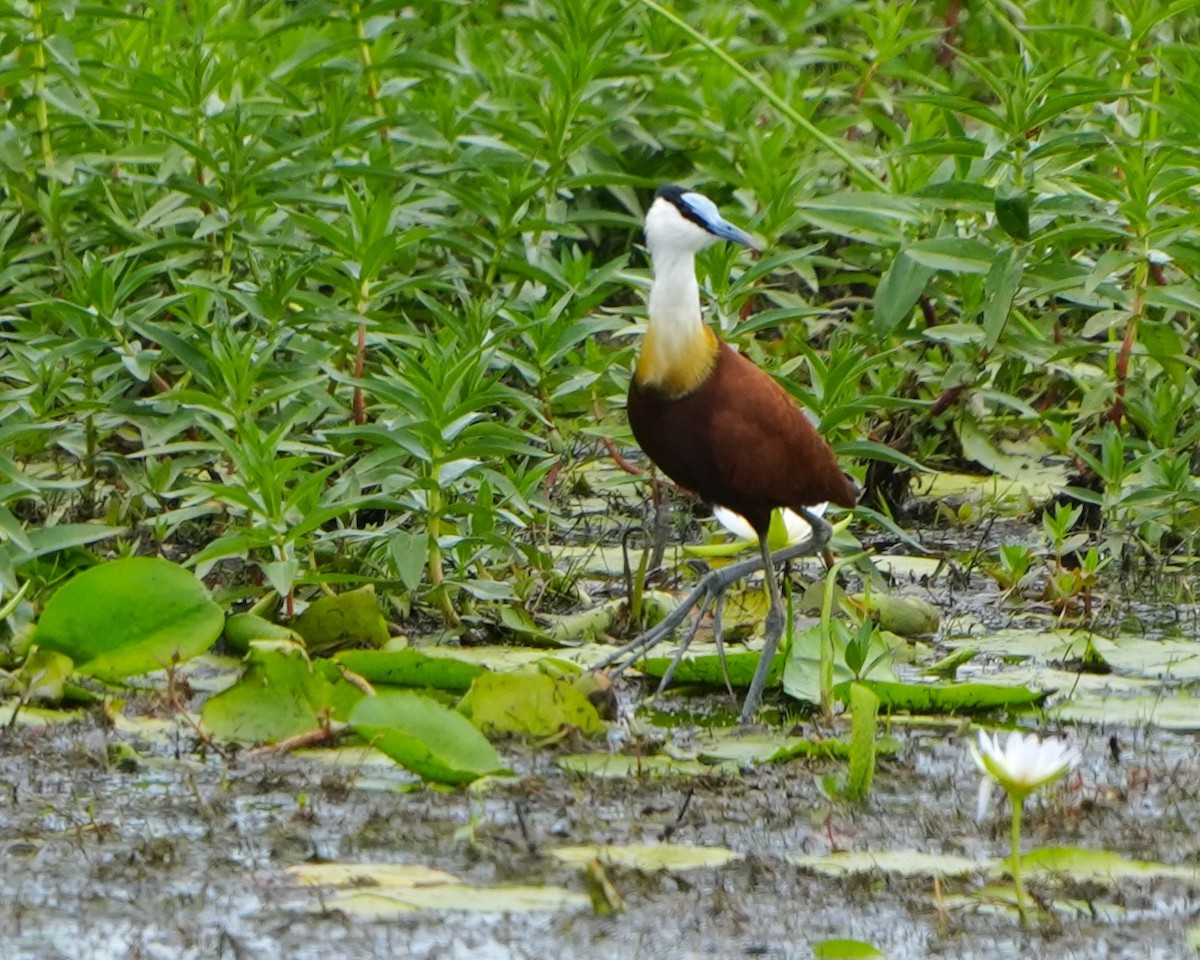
[844,682,879,801]
[292,585,390,655]
[389,530,429,592]
[350,692,504,785]
[201,642,363,744]
[335,648,486,693]
[862,680,1046,713]
[637,649,783,690]
[457,672,604,737]
[994,188,1031,241]
[873,252,934,333]
[789,850,986,877]
[812,939,885,960]
[223,612,303,654]
[905,238,997,275]
[982,245,1024,350]
[32,557,223,680]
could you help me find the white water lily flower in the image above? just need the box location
[713,504,828,548]
[970,730,1079,822]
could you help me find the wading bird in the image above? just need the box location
[622,185,858,721]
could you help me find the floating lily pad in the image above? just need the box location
[863,679,1047,713]
[350,691,504,785]
[697,732,902,765]
[292,585,389,654]
[458,671,604,737]
[634,648,780,690]
[789,850,986,878]
[556,754,712,778]
[335,648,486,692]
[550,843,741,871]
[327,884,587,916]
[285,862,586,915]
[1007,846,1200,884]
[812,939,885,960]
[1051,696,1200,732]
[32,557,224,680]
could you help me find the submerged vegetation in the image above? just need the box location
[2,0,1200,952]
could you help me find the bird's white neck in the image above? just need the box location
[648,247,703,338]
[636,247,718,397]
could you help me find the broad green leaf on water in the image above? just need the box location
[1186,926,1200,950]
[457,671,603,737]
[870,555,944,580]
[286,862,586,916]
[292,585,389,655]
[637,649,782,690]
[784,625,898,706]
[556,754,712,778]
[15,648,74,702]
[788,850,985,878]
[853,593,940,637]
[1051,696,1200,732]
[549,843,741,871]
[418,643,618,672]
[0,702,85,727]
[350,691,504,785]
[32,557,224,680]
[1005,847,1200,884]
[323,885,586,917]
[915,463,1070,507]
[223,611,302,654]
[287,863,458,887]
[813,939,885,960]
[201,641,365,744]
[862,680,1046,713]
[698,732,902,766]
[335,648,486,692]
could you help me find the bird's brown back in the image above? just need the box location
[628,340,857,536]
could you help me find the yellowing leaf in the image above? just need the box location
[550,843,742,871]
[458,671,603,737]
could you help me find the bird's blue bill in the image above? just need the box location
[680,191,759,249]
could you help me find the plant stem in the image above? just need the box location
[1010,796,1028,928]
[31,0,54,173]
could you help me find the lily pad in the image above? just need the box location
[549,843,741,871]
[335,648,486,692]
[292,585,389,654]
[1008,846,1200,884]
[326,884,587,916]
[458,671,604,737]
[697,732,902,765]
[350,691,504,785]
[201,642,364,744]
[813,940,885,960]
[862,679,1047,713]
[556,754,712,778]
[1051,696,1200,732]
[638,649,782,689]
[789,849,986,878]
[286,862,586,915]
[32,557,224,680]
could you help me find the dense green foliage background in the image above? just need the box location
[2,0,1198,620]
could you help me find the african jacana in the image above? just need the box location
[627,185,858,721]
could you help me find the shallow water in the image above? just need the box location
[2,705,1197,960]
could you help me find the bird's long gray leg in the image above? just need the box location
[740,535,786,722]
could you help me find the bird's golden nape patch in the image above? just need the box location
[633,324,719,399]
